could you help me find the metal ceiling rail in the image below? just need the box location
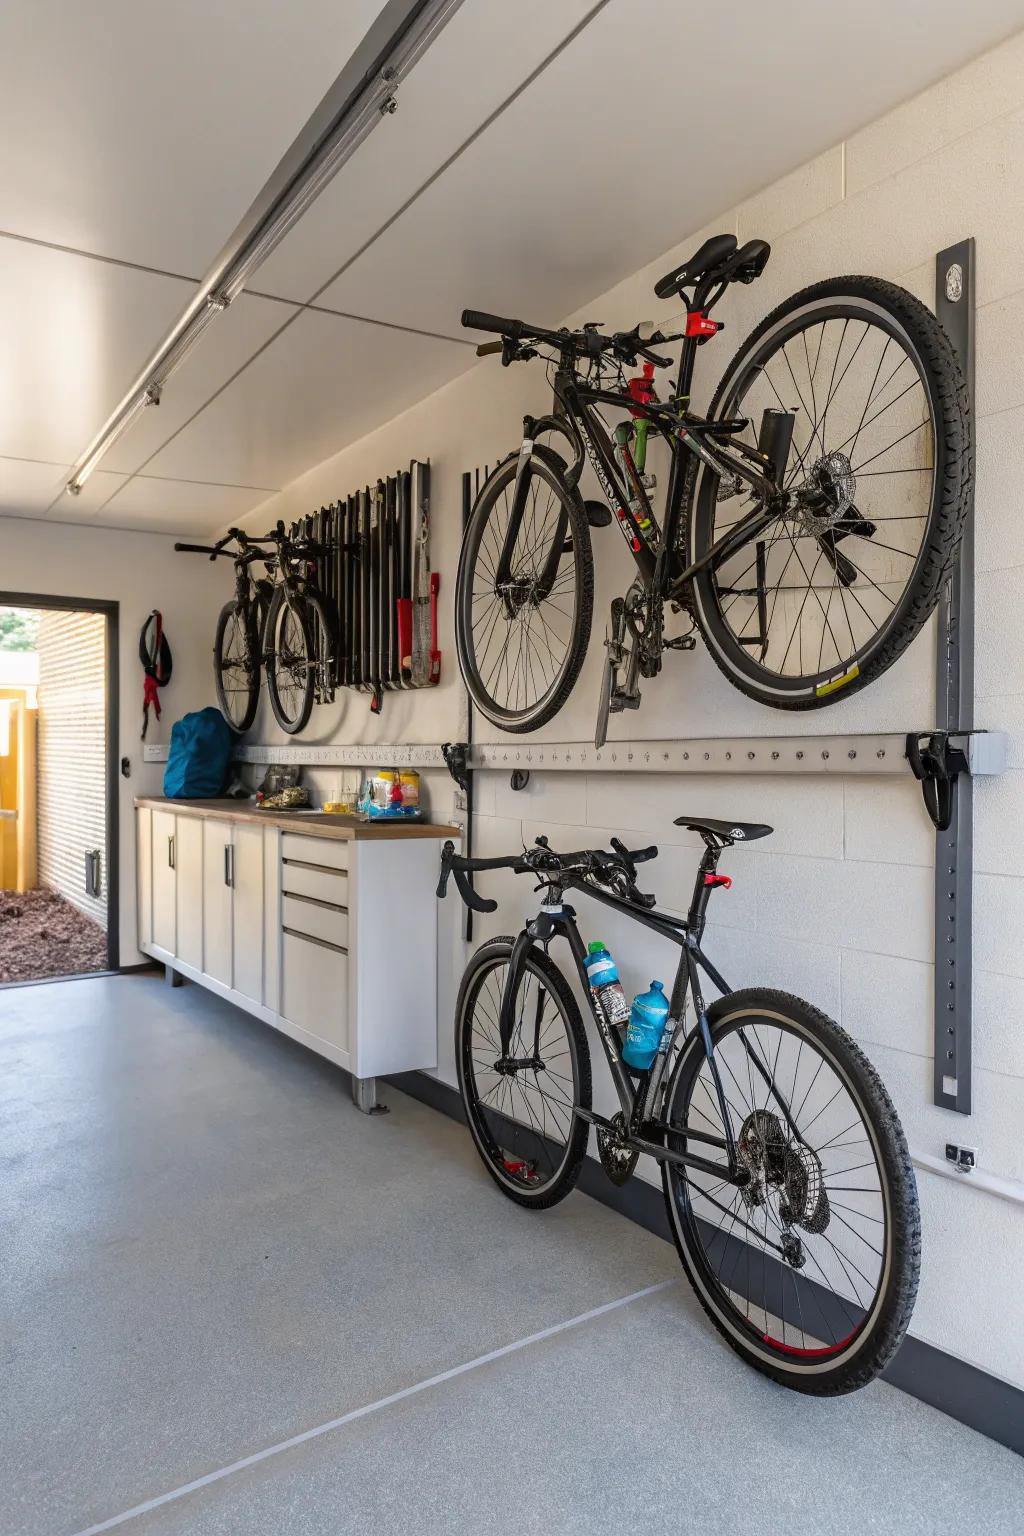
[64,0,466,495]
[234,730,1006,777]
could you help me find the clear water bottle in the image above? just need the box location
[585,941,629,1030]
[623,980,670,1070]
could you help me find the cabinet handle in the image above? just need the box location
[168,834,175,870]
[224,843,234,887]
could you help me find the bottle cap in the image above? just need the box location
[651,980,664,991]
[587,941,606,954]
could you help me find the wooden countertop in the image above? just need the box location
[135,797,459,841]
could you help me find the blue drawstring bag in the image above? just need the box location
[163,708,234,799]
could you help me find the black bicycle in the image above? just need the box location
[175,523,334,735]
[456,233,970,739]
[438,825,920,1395]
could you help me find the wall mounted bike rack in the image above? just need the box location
[236,244,993,1117]
[932,237,976,1115]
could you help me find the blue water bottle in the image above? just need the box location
[623,980,670,1070]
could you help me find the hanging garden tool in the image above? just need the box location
[139,609,172,739]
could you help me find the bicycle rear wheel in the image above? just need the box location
[455,448,593,733]
[688,276,970,708]
[265,589,316,735]
[213,599,260,733]
[455,936,591,1208]
[662,988,920,1394]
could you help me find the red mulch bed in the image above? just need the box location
[0,888,108,983]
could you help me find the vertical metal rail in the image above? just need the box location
[934,238,975,1114]
[461,469,475,942]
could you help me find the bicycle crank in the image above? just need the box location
[597,1111,640,1187]
[594,594,641,749]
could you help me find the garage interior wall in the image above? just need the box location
[235,31,1024,1393]
[0,521,225,960]
[35,608,107,926]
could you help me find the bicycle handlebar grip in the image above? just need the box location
[461,308,523,338]
[455,866,498,914]
[631,846,659,864]
[173,542,217,554]
[436,841,455,899]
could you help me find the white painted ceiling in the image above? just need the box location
[2,0,1024,535]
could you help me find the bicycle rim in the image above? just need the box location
[459,952,582,1196]
[692,289,943,702]
[456,454,592,732]
[665,1000,900,1378]
[214,601,259,732]
[267,592,314,734]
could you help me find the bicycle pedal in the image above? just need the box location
[663,634,696,652]
[610,689,641,713]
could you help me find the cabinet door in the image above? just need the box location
[175,816,204,970]
[136,807,153,950]
[231,822,264,1005]
[151,810,177,954]
[202,818,233,987]
[281,930,348,1053]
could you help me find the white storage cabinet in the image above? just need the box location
[136,802,444,1102]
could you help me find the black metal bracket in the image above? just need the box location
[510,768,531,791]
[933,238,976,1115]
[441,740,470,793]
[906,731,970,832]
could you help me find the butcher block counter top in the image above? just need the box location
[134,797,459,841]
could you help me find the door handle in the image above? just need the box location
[84,849,102,897]
[168,834,175,870]
[224,843,234,887]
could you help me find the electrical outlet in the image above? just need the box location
[945,1142,978,1173]
[143,744,169,762]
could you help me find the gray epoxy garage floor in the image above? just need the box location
[2,975,1021,1536]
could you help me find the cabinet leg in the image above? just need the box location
[164,964,182,988]
[351,1076,388,1115]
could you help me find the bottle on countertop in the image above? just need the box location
[585,941,630,1032]
[622,979,670,1071]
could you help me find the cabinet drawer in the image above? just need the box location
[281,859,348,905]
[282,892,349,949]
[281,930,348,1051]
[280,832,349,871]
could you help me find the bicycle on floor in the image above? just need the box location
[437,825,920,1395]
[175,523,334,735]
[456,233,970,743]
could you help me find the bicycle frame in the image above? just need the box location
[492,330,790,616]
[491,850,798,1191]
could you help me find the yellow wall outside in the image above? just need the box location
[0,688,37,891]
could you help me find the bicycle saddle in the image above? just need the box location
[654,235,771,299]
[673,816,773,843]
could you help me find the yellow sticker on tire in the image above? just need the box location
[815,663,860,698]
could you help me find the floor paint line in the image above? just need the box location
[69,1279,678,1536]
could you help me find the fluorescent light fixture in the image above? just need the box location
[65,0,464,495]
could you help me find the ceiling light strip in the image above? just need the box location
[65,0,465,495]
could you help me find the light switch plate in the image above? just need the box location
[143,744,169,762]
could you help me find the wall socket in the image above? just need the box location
[142,744,169,762]
[945,1142,977,1173]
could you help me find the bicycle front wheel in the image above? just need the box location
[213,599,260,733]
[455,448,593,733]
[662,988,920,1395]
[455,936,591,1208]
[689,276,970,708]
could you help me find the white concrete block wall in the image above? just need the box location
[247,34,1024,1386]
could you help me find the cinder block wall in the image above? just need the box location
[248,33,1024,1388]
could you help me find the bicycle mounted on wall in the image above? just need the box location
[456,232,971,744]
[437,825,920,1396]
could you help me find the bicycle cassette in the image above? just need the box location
[597,1112,639,1187]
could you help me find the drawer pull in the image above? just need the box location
[282,889,348,914]
[282,858,348,877]
[282,925,348,956]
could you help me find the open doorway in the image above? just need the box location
[0,595,118,983]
